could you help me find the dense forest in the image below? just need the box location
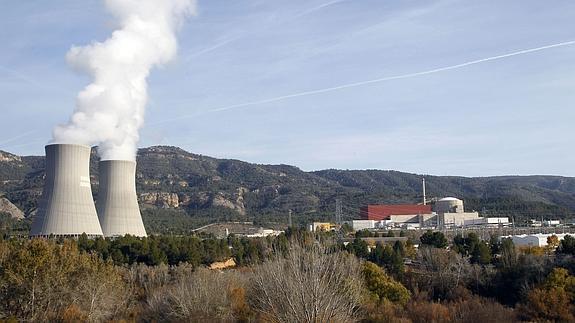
[1,225,575,322]
[1,146,575,234]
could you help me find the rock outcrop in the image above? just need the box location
[0,151,22,163]
[0,197,25,219]
[139,192,180,208]
[212,194,245,215]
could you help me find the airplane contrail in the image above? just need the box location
[0,130,40,148]
[182,0,347,61]
[184,36,241,62]
[0,66,45,89]
[0,139,47,151]
[291,0,347,19]
[151,39,575,126]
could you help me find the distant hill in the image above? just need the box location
[1,146,574,232]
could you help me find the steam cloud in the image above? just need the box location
[53,0,195,161]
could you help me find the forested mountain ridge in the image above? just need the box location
[0,146,574,230]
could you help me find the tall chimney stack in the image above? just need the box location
[422,177,427,205]
[31,144,103,237]
[96,160,147,237]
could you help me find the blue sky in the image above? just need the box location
[1,0,574,176]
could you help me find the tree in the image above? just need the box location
[417,247,474,301]
[145,267,240,321]
[453,233,480,256]
[370,242,385,266]
[544,267,575,296]
[420,230,447,249]
[0,239,127,321]
[390,241,405,278]
[547,235,560,251]
[362,261,410,305]
[356,229,373,238]
[347,237,369,259]
[519,268,575,322]
[559,235,575,255]
[498,238,517,269]
[489,234,500,256]
[404,239,417,259]
[470,242,492,265]
[249,243,364,322]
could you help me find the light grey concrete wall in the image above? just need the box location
[30,144,103,237]
[435,200,464,214]
[97,160,147,237]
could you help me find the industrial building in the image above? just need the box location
[31,144,147,238]
[310,179,509,232]
[349,220,376,231]
[464,217,510,227]
[30,144,104,237]
[435,197,480,228]
[308,222,336,232]
[356,195,504,230]
[500,233,569,247]
[96,160,147,237]
[360,204,432,221]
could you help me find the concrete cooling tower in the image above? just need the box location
[96,160,147,237]
[30,144,103,237]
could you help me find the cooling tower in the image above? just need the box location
[30,144,103,237]
[96,160,147,237]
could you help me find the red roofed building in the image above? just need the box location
[360,204,432,221]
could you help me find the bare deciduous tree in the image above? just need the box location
[416,247,474,301]
[145,267,245,322]
[249,243,365,323]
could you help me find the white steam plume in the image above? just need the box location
[53,0,195,160]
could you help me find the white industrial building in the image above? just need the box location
[464,217,510,227]
[544,220,561,227]
[435,197,481,227]
[245,228,284,238]
[500,233,569,247]
[389,214,437,227]
[350,220,376,231]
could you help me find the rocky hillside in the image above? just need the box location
[1,146,574,229]
[0,197,24,220]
